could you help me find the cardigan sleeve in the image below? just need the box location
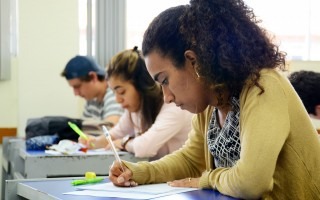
[123,111,208,184]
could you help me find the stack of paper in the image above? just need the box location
[64,182,198,199]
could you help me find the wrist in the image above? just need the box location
[121,136,134,151]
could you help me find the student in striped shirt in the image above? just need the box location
[61,55,124,127]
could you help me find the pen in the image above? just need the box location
[101,125,125,172]
[68,121,95,147]
[71,177,104,186]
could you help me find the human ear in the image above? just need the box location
[86,72,99,82]
[184,50,197,66]
[184,50,200,78]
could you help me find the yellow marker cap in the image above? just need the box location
[85,172,96,179]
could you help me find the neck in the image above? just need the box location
[217,104,232,127]
[96,81,108,102]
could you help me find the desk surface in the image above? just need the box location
[16,178,239,200]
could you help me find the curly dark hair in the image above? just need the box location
[142,0,287,98]
[106,47,164,132]
[288,70,320,115]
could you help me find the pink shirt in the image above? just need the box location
[110,103,193,160]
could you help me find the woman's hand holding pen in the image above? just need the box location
[109,161,138,187]
[78,134,106,149]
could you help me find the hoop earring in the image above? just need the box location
[193,64,200,79]
[195,69,200,78]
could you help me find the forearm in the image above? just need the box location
[123,149,203,184]
[124,131,206,184]
[92,134,109,149]
[104,115,121,127]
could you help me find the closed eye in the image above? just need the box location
[160,78,168,86]
[117,90,125,95]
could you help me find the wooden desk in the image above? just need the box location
[6,177,239,200]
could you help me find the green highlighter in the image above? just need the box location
[68,121,95,147]
[71,177,104,186]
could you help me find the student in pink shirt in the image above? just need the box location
[79,47,193,160]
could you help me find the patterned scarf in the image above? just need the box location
[207,97,241,168]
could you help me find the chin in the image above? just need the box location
[187,105,207,114]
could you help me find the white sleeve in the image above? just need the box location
[132,103,191,158]
[109,110,135,139]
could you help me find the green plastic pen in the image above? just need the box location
[68,121,95,147]
[71,177,104,186]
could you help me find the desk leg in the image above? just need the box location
[2,166,8,200]
[5,179,25,200]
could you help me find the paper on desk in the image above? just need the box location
[45,148,127,156]
[64,182,198,199]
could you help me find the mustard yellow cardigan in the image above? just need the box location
[124,69,320,199]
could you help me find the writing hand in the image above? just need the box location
[78,134,111,150]
[167,177,200,188]
[109,161,137,187]
[78,135,97,149]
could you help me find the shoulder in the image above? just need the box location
[259,68,289,85]
[105,87,115,98]
[241,69,292,100]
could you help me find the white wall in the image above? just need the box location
[288,61,320,73]
[15,0,83,136]
[0,59,18,127]
[0,0,319,137]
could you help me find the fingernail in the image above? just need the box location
[124,181,130,186]
[117,177,124,183]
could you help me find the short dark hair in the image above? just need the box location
[61,55,105,81]
[289,70,320,115]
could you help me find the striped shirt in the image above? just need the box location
[83,87,123,120]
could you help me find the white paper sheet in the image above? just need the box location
[64,183,198,199]
[45,148,127,156]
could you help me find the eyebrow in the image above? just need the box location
[153,72,161,82]
[113,85,122,91]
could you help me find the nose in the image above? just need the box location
[73,88,80,96]
[162,86,174,104]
